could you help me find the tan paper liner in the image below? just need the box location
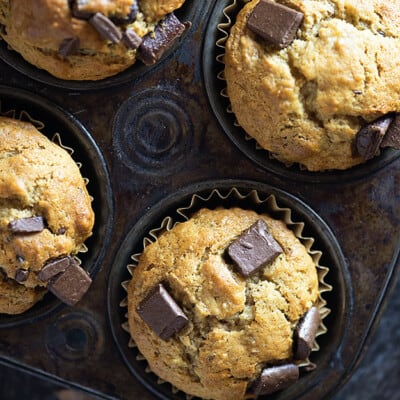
[0,103,92,308]
[120,187,332,399]
[216,0,300,169]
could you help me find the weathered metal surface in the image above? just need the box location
[0,1,399,399]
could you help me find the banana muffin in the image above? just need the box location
[0,116,94,314]
[0,0,189,80]
[127,207,321,400]
[224,0,400,171]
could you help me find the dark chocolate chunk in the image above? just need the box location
[250,364,299,396]
[138,13,189,65]
[294,306,321,360]
[227,219,283,277]
[137,283,188,340]
[71,0,94,20]
[57,227,67,235]
[356,114,393,160]
[38,256,73,282]
[15,269,29,283]
[89,12,122,44]
[127,1,139,23]
[59,37,80,58]
[8,216,45,234]
[381,114,400,149]
[246,0,303,49]
[122,28,142,49]
[47,260,92,306]
[110,1,139,24]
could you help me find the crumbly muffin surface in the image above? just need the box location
[224,0,400,171]
[0,116,94,313]
[128,208,319,400]
[0,0,186,80]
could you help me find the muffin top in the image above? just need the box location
[128,207,319,400]
[224,0,400,171]
[0,0,187,80]
[0,116,94,313]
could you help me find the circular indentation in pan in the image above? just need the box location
[202,0,400,184]
[0,85,113,327]
[107,179,351,400]
[113,87,196,175]
[0,3,196,91]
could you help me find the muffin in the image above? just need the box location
[0,0,189,81]
[0,116,94,314]
[224,0,400,171]
[127,207,323,400]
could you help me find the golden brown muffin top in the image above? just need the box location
[0,116,94,295]
[225,0,400,171]
[0,0,186,80]
[128,208,319,400]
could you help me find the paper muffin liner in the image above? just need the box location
[0,104,93,310]
[120,187,332,399]
[215,0,296,167]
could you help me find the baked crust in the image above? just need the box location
[0,0,186,80]
[0,116,94,314]
[225,0,400,171]
[128,208,319,400]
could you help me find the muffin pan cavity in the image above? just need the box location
[108,180,350,400]
[0,85,113,327]
[203,0,400,183]
[0,1,199,91]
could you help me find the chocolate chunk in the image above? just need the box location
[15,269,29,283]
[138,13,188,65]
[122,28,142,49]
[89,12,122,44]
[381,114,400,149]
[38,256,73,282]
[356,115,393,160]
[70,0,94,19]
[127,1,139,23]
[227,219,283,277]
[59,37,80,58]
[250,364,299,396]
[246,0,303,49]
[294,306,321,360]
[8,216,45,234]
[48,260,92,306]
[137,283,188,340]
[110,1,139,24]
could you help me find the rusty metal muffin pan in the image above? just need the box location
[0,1,399,400]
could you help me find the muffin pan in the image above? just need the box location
[0,1,399,399]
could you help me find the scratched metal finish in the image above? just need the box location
[0,1,399,400]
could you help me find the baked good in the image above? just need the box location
[127,207,321,400]
[224,0,400,171]
[0,0,188,81]
[0,116,94,314]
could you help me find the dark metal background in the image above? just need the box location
[0,1,399,399]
